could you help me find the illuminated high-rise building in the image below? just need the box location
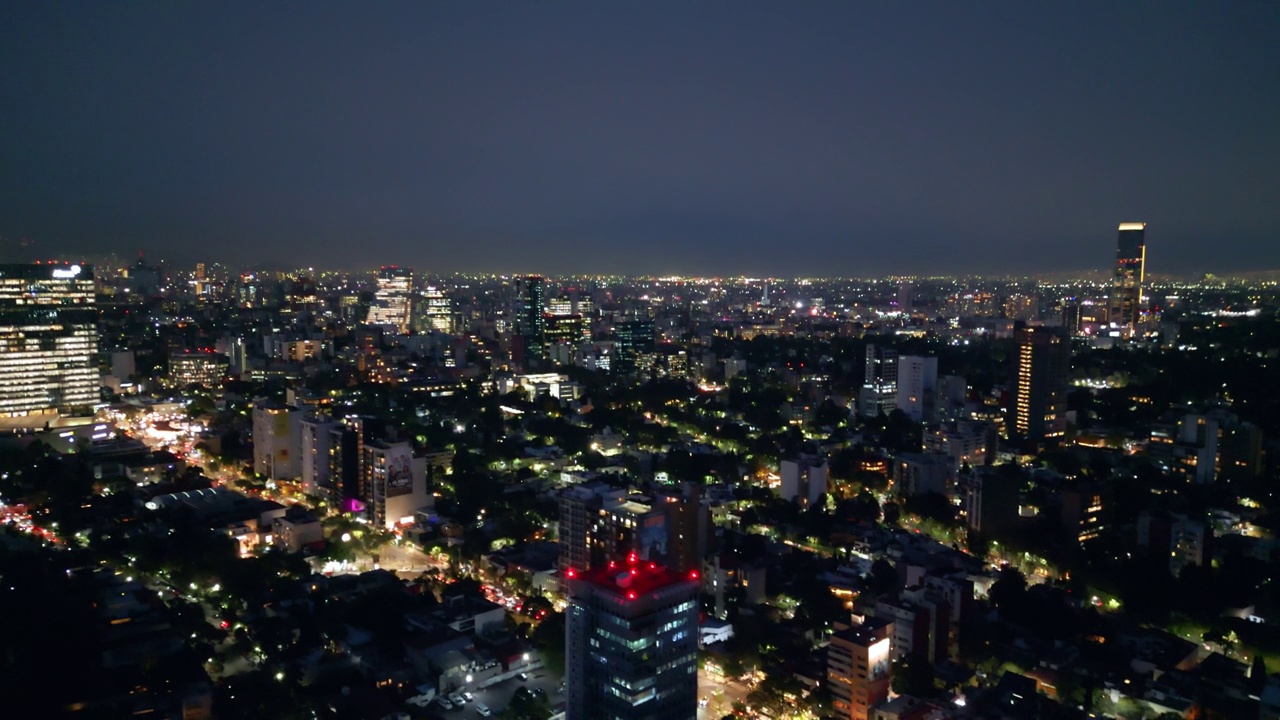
[366,266,413,334]
[1012,325,1070,441]
[0,263,99,417]
[858,344,897,419]
[513,275,546,365]
[613,319,654,375]
[1109,222,1146,334]
[565,557,699,720]
[422,285,452,333]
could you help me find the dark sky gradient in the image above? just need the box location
[2,2,1278,275]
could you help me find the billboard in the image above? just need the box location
[385,449,413,498]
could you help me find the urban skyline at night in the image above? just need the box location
[3,4,1280,720]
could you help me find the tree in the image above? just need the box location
[989,566,1027,621]
[499,687,552,720]
[890,653,935,697]
[868,559,900,596]
[530,610,565,677]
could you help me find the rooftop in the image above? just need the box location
[569,554,699,600]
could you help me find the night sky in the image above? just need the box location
[2,2,1278,276]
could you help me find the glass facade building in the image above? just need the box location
[1109,222,1146,334]
[566,559,699,720]
[366,266,413,334]
[0,263,99,417]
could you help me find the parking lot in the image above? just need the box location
[437,669,563,717]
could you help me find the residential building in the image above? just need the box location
[966,467,1019,535]
[300,413,335,497]
[361,439,429,528]
[272,507,324,552]
[895,355,938,422]
[829,618,894,720]
[892,453,952,498]
[780,456,828,510]
[1011,324,1070,441]
[252,402,302,479]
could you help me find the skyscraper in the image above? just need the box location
[565,557,699,720]
[366,266,413,334]
[0,263,99,417]
[614,319,655,376]
[421,285,452,333]
[514,275,546,366]
[1109,222,1146,335]
[1011,325,1071,441]
[858,344,898,419]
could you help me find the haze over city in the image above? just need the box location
[2,2,1279,275]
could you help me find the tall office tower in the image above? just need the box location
[1011,325,1071,441]
[1108,222,1146,335]
[828,618,894,720]
[252,403,302,479]
[895,355,939,422]
[614,319,655,375]
[565,558,699,720]
[422,285,452,333]
[366,266,413,334]
[858,344,898,419]
[513,275,546,366]
[0,263,99,417]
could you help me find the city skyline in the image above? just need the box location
[3,3,1279,275]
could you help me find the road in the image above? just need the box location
[699,669,749,719]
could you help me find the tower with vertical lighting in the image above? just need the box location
[1109,222,1146,335]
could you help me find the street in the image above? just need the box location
[699,669,749,719]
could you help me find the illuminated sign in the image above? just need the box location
[52,264,82,278]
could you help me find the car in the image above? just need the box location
[517,672,529,681]
[435,697,454,711]
[449,692,466,705]
[474,702,491,717]
[462,691,474,702]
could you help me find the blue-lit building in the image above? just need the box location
[565,558,699,720]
